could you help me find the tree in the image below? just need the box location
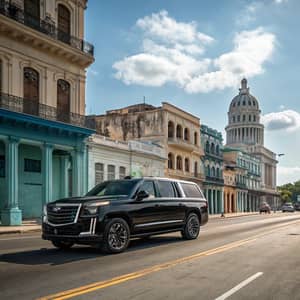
[279,190,292,203]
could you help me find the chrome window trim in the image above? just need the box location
[46,203,82,227]
[135,219,183,228]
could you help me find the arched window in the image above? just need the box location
[243,101,246,106]
[205,141,210,153]
[24,67,39,115]
[253,115,256,122]
[216,167,220,178]
[57,79,70,122]
[184,158,190,172]
[176,125,182,139]
[243,115,246,121]
[184,128,190,141]
[211,167,216,177]
[194,162,198,177]
[253,101,256,106]
[176,156,182,170]
[58,4,71,44]
[248,100,251,105]
[237,115,240,122]
[24,0,40,29]
[168,153,174,169]
[210,143,215,154]
[168,121,174,138]
[249,115,252,122]
[206,165,210,177]
[216,145,220,156]
[232,116,235,123]
[194,132,198,145]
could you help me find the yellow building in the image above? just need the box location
[223,167,237,213]
[87,102,205,186]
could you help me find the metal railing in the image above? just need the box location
[205,176,224,184]
[0,1,94,56]
[0,92,95,129]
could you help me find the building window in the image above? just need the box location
[168,153,174,169]
[243,101,246,106]
[253,115,256,122]
[184,128,190,141]
[184,158,190,172]
[194,132,198,145]
[119,166,126,179]
[205,141,210,153]
[243,115,246,122]
[0,59,2,93]
[216,167,220,178]
[216,145,220,156]
[249,115,252,122]
[24,158,41,173]
[210,143,215,154]
[232,116,235,123]
[24,0,40,29]
[253,101,256,106]
[237,115,240,122]
[0,155,5,177]
[206,165,210,177]
[176,124,182,139]
[95,163,104,184]
[238,102,240,106]
[176,156,182,170]
[107,164,115,180]
[194,162,198,177]
[168,121,174,138]
[57,79,70,123]
[211,167,216,177]
[248,100,251,105]
[58,4,71,44]
[24,67,39,115]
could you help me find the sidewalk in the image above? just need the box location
[0,212,262,235]
[0,219,41,235]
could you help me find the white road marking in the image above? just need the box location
[215,272,263,300]
[0,235,40,241]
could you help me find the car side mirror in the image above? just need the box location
[136,190,149,201]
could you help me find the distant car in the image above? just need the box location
[282,203,295,212]
[259,202,271,214]
[294,202,300,211]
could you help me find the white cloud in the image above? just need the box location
[236,2,262,26]
[113,11,276,94]
[278,166,300,185]
[274,0,288,4]
[262,110,300,131]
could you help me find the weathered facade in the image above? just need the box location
[200,125,224,214]
[225,79,279,209]
[0,0,94,224]
[88,102,205,186]
[88,135,166,190]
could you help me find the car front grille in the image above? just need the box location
[47,204,81,225]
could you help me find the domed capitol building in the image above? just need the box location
[225,79,279,208]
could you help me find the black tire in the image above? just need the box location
[181,213,200,240]
[101,218,130,254]
[52,240,74,250]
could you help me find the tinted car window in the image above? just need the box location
[181,183,202,198]
[138,181,156,198]
[86,180,139,197]
[157,180,176,198]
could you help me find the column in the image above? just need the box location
[60,155,69,198]
[1,137,22,225]
[221,188,224,214]
[42,143,53,204]
[72,147,84,197]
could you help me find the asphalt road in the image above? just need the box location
[0,212,300,300]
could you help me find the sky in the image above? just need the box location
[84,0,300,186]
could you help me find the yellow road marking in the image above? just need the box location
[38,219,300,300]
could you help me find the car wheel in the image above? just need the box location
[182,213,200,240]
[52,240,74,250]
[101,218,130,254]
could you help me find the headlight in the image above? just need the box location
[83,201,110,215]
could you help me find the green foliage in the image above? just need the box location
[278,180,300,203]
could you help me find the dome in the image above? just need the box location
[229,79,260,111]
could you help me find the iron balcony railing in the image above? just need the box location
[205,176,224,185]
[0,92,95,129]
[0,1,94,56]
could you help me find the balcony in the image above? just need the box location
[0,93,94,129]
[168,137,202,154]
[236,182,247,189]
[0,2,94,64]
[167,168,205,181]
[205,176,224,185]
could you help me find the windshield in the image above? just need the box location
[86,180,140,197]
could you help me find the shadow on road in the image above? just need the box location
[0,235,184,266]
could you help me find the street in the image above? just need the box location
[0,213,300,300]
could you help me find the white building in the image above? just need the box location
[88,135,166,190]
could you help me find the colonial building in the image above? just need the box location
[225,79,279,208]
[223,166,236,213]
[0,0,94,224]
[87,102,205,186]
[200,125,224,214]
[223,148,261,212]
[88,135,166,190]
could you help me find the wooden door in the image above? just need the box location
[23,67,39,115]
[57,79,70,123]
[58,4,70,43]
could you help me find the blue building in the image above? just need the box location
[0,0,94,225]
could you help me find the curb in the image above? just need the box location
[0,227,41,235]
[210,213,259,219]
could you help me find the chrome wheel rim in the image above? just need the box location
[187,215,199,237]
[108,222,128,250]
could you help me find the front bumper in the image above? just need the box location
[42,219,103,244]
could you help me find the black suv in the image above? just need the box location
[42,177,208,253]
